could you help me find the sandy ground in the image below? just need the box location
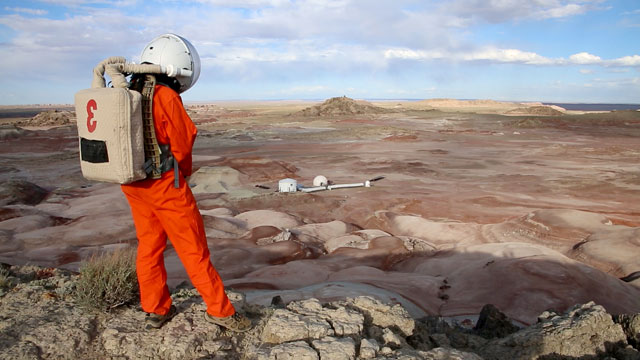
[1,99,639,325]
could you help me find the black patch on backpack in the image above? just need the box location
[80,138,109,163]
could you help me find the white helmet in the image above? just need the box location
[140,33,201,93]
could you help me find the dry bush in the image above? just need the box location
[75,248,138,312]
[0,266,11,289]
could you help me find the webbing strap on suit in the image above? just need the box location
[139,75,179,188]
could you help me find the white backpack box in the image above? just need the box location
[74,87,146,184]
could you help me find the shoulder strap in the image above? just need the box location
[131,75,179,187]
[140,75,163,180]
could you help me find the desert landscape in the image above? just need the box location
[1,97,640,358]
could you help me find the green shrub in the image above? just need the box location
[75,247,138,312]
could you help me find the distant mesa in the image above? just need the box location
[418,98,523,108]
[505,105,566,116]
[296,96,389,116]
[413,98,568,115]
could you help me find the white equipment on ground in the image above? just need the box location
[276,175,384,193]
[74,33,200,184]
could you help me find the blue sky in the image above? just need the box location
[0,0,638,105]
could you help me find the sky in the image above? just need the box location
[0,0,638,105]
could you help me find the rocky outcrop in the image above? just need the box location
[473,304,519,339]
[1,264,639,359]
[0,180,49,206]
[0,124,28,140]
[17,110,75,127]
[505,105,565,116]
[614,313,640,349]
[479,302,631,359]
[296,96,389,117]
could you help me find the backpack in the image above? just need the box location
[74,58,172,185]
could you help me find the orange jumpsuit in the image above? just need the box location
[121,84,235,318]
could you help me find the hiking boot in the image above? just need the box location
[204,311,252,332]
[145,305,176,330]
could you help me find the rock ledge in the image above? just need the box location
[0,264,638,359]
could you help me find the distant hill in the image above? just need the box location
[296,96,389,116]
[505,105,566,116]
[404,98,570,115]
[17,110,75,127]
[416,98,538,108]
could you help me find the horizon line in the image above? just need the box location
[2,98,639,107]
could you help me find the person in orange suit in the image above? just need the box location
[121,34,251,331]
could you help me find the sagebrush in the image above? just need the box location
[75,247,138,311]
[0,266,11,288]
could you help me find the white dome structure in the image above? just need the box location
[313,175,328,187]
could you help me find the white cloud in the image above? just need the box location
[4,7,48,15]
[569,52,602,64]
[195,0,293,7]
[609,55,640,67]
[0,1,635,77]
[383,49,445,61]
[201,41,390,79]
[177,0,461,51]
[36,0,138,6]
[463,48,557,64]
[384,46,640,70]
[579,69,594,74]
[538,3,587,19]
[442,0,604,23]
[0,0,636,104]
[383,49,422,60]
[567,53,640,67]
[0,11,148,81]
[384,47,558,65]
